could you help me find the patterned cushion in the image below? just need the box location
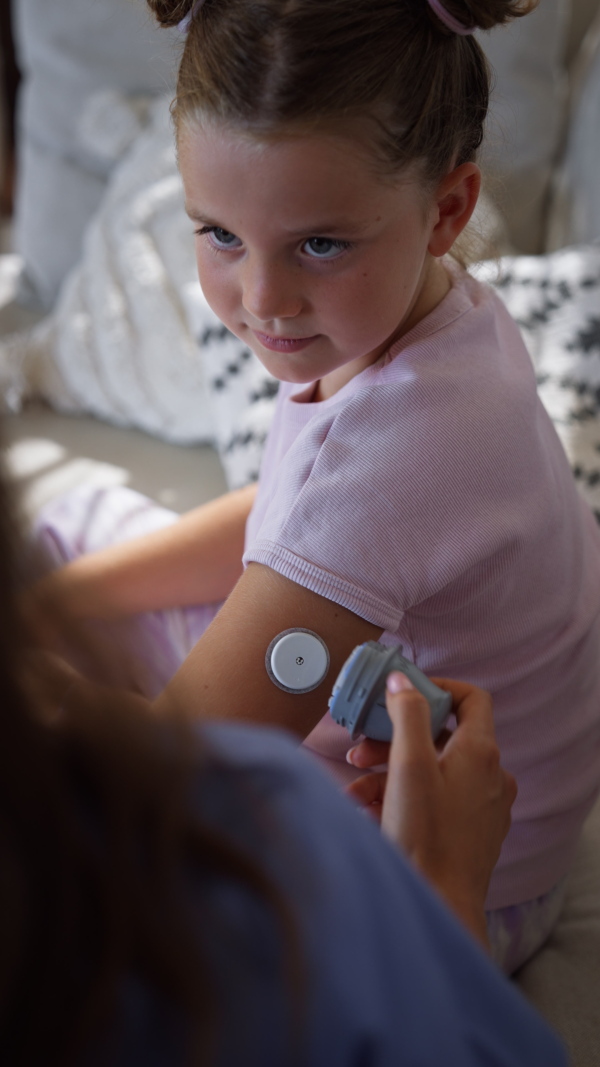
[476,244,600,522]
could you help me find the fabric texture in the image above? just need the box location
[475,244,600,521]
[243,265,600,911]
[87,718,568,1066]
[487,878,568,975]
[35,483,221,700]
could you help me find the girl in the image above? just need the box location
[34,0,600,974]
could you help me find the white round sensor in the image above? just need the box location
[266,629,330,694]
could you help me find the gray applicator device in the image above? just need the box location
[328,641,452,742]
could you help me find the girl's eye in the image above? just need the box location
[302,237,350,260]
[197,226,242,250]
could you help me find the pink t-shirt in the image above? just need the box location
[243,266,600,909]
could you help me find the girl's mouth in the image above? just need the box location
[252,330,320,353]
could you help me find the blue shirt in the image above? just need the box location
[95,723,567,1066]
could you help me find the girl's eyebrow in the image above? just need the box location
[185,207,219,224]
[185,205,371,236]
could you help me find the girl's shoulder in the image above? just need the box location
[379,261,527,383]
[274,263,522,432]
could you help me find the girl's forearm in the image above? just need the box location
[38,484,257,621]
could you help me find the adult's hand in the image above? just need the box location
[346,673,517,949]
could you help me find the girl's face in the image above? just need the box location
[179,122,450,399]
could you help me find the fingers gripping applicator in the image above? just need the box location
[329,641,452,741]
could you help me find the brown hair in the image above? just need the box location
[149,0,536,184]
[0,456,302,1065]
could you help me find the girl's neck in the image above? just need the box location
[313,257,452,403]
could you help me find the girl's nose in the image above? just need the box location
[241,257,302,322]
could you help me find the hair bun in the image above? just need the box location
[435,0,538,33]
[146,0,195,28]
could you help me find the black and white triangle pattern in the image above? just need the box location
[198,324,279,488]
[477,243,600,523]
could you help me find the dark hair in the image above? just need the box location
[0,455,302,1065]
[149,0,536,184]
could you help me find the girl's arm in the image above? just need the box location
[34,485,257,623]
[154,561,383,737]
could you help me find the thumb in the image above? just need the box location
[386,672,436,762]
[380,672,437,848]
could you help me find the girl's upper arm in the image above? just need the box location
[153,562,383,736]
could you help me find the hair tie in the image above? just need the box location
[426,0,476,35]
[178,0,205,34]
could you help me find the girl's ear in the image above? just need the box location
[427,163,481,257]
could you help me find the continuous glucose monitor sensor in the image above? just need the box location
[266,629,330,694]
[329,641,452,742]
